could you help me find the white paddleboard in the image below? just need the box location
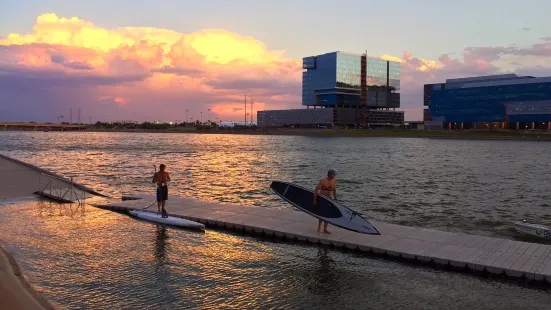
[129,209,205,230]
[514,220,551,239]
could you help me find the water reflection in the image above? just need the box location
[309,248,340,296]
[36,199,87,218]
[1,202,551,309]
[154,225,168,260]
[1,131,551,238]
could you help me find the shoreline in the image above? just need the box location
[3,127,551,141]
[77,128,551,141]
[0,244,58,310]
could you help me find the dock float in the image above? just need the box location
[94,193,551,285]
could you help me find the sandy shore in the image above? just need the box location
[0,245,58,310]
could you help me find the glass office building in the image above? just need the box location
[424,74,551,129]
[303,51,401,108]
[257,51,404,128]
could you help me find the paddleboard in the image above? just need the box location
[129,209,205,230]
[270,180,380,235]
[514,220,551,239]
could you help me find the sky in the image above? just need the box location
[1,0,551,123]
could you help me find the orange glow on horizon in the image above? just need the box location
[0,13,302,118]
[0,13,447,121]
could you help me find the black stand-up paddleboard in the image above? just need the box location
[270,180,380,235]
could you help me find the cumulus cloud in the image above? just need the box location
[1,13,551,122]
[0,13,301,122]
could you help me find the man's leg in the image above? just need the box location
[160,200,166,217]
[323,222,330,234]
[156,187,162,214]
[161,186,168,217]
[317,219,322,232]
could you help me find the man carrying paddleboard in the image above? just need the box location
[313,169,337,234]
[152,164,171,218]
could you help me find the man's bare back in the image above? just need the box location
[153,171,170,186]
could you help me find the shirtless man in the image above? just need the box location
[313,169,337,234]
[152,164,171,217]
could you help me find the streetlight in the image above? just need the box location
[208,108,211,124]
[185,109,189,124]
[200,111,203,123]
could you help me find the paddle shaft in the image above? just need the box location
[140,165,158,210]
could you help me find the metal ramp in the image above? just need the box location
[34,173,88,204]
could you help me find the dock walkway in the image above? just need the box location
[95,193,551,284]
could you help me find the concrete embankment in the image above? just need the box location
[0,153,101,310]
[0,246,58,310]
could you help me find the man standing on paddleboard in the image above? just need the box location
[152,164,171,217]
[313,169,337,234]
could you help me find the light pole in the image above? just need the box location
[208,108,211,125]
[185,109,189,124]
[200,112,203,124]
[250,96,254,125]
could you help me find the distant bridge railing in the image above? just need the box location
[0,122,89,129]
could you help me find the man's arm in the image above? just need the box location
[166,172,171,182]
[313,180,322,204]
[332,180,337,200]
[152,172,157,183]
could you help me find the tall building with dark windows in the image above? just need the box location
[424,74,551,130]
[257,51,403,128]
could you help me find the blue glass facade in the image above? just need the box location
[302,51,400,108]
[302,53,337,106]
[428,78,551,123]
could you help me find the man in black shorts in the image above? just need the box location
[152,164,171,217]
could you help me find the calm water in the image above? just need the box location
[1,131,551,238]
[1,201,550,310]
[1,131,551,309]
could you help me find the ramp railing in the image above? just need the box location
[38,173,86,205]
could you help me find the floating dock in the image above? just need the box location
[95,193,551,284]
[2,154,551,285]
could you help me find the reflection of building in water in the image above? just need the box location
[424,74,551,130]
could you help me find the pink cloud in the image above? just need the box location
[1,13,551,122]
[0,13,301,122]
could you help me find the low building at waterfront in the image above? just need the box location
[424,74,551,130]
[257,107,404,128]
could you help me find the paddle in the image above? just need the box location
[139,165,158,211]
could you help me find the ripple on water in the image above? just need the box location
[1,201,551,309]
[2,132,551,238]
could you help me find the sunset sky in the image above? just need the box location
[1,0,551,123]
